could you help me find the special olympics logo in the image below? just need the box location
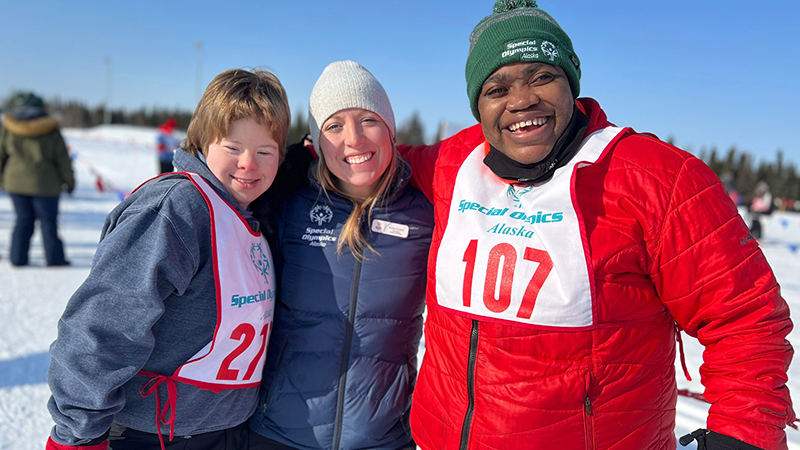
[310,204,333,225]
[541,41,559,61]
[250,242,271,284]
[507,185,534,208]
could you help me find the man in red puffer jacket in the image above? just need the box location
[400,1,794,449]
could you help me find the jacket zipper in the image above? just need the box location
[262,341,289,414]
[583,373,594,450]
[332,259,362,450]
[458,320,480,450]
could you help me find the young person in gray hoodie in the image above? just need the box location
[47,68,291,450]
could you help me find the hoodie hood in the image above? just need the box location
[2,114,58,137]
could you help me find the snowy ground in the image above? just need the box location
[1,125,800,449]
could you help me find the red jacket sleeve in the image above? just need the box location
[398,124,486,204]
[47,436,108,450]
[652,155,794,450]
[398,142,440,203]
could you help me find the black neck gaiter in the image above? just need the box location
[483,104,590,184]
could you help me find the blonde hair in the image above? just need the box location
[313,143,405,261]
[184,68,290,160]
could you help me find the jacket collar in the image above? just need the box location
[576,97,614,137]
[483,104,589,184]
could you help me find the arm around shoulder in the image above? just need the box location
[398,124,485,203]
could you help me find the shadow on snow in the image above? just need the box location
[0,351,50,389]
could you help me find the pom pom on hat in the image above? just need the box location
[493,0,538,13]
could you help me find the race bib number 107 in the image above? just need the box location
[461,239,553,320]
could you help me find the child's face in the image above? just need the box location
[205,118,280,210]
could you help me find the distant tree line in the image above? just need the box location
[2,92,433,146]
[3,93,796,205]
[699,146,799,206]
[1,93,193,130]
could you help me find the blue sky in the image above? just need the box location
[2,0,798,163]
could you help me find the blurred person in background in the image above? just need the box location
[749,180,773,239]
[0,92,74,267]
[156,116,180,173]
[721,172,743,206]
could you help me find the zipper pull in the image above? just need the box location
[584,396,592,416]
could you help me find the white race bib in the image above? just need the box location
[435,127,624,328]
[172,173,276,390]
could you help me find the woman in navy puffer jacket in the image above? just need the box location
[248,61,433,450]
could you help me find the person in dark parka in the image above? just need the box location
[0,92,74,266]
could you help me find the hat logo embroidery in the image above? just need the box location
[502,39,539,59]
[310,205,334,225]
[541,41,558,62]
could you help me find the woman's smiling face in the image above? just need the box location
[318,108,394,201]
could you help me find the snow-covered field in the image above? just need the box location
[1,125,799,449]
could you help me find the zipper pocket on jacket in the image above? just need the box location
[583,373,595,450]
[459,320,480,450]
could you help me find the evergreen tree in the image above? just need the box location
[706,147,721,174]
[287,108,309,146]
[396,111,426,146]
[722,147,737,177]
[734,153,754,199]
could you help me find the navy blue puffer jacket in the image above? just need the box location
[249,161,434,450]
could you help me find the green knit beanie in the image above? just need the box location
[466,0,581,121]
[13,92,45,109]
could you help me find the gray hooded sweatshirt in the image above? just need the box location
[48,149,265,445]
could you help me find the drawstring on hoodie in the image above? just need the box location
[139,371,178,450]
[674,324,709,404]
[675,323,692,382]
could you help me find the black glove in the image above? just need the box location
[680,429,764,450]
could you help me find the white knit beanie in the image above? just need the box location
[308,60,396,147]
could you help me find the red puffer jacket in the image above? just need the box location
[401,98,794,450]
